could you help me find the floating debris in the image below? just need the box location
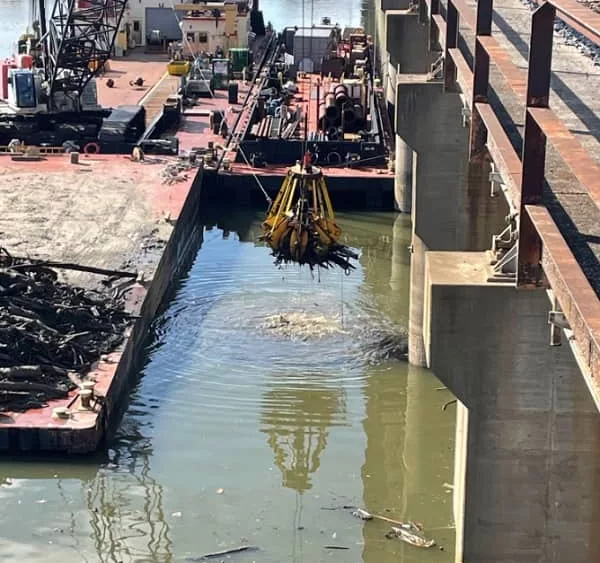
[385,526,436,549]
[352,508,373,520]
[260,312,346,340]
[351,507,419,528]
[186,545,259,561]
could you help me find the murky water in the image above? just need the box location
[0,210,455,562]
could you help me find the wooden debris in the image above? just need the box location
[186,545,259,560]
[0,247,131,412]
[351,508,418,528]
[385,526,436,548]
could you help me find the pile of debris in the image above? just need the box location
[0,249,131,412]
[160,152,204,185]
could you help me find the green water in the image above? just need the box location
[0,210,455,562]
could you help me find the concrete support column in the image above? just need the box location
[425,251,600,563]
[396,78,469,365]
[390,213,411,324]
[394,137,413,212]
[396,80,507,366]
[408,233,427,365]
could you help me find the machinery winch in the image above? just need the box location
[260,153,358,270]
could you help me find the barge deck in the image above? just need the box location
[0,152,200,452]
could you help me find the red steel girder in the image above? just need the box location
[470,0,493,158]
[518,2,556,286]
[444,0,460,90]
[532,0,600,44]
[526,204,600,400]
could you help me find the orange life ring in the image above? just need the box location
[83,142,100,155]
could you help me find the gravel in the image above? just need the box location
[517,0,600,66]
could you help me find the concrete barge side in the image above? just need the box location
[0,156,204,453]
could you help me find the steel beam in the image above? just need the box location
[527,205,600,407]
[429,0,442,49]
[517,2,556,286]
[547,0,600,42]
[444,0,459,90]
[469,0,493,159]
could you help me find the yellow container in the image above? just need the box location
[167,60,190,76]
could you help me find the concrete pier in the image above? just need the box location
[378,0,600,558]
[394,78,505,364]
[424,252,600,562]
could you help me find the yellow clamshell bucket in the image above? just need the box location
[260,153,358,270]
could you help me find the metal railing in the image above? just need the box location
[420,0,600,397]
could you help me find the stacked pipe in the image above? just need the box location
[317,82,365,135]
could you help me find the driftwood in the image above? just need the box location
[352,508,421,528]
[0,248,131,412]
[186,546,259,561]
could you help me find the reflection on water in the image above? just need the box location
[0,211,454,562]
[86,423,173,562]
[261,377,347,494]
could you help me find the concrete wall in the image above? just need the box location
[425,251,600,563]
[395,79,507,364]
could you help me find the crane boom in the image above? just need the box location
[40,0,128,110]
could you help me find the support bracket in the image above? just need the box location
[429,53,444,82]
[548,291,570,346]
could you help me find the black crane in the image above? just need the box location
[34,0,128,111]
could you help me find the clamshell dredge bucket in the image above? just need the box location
[260,154,358,271]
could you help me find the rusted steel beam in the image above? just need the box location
[449,47,473,100]
[529,107,600,211]
[526,204,600,403]
[432,14,446,50]
[444,0,459,90]
[449,0,476,28]
[470,0,493,159]
[477,36,527,99]
[474,102,522,204]
[533,2,597,43]
[518,2,556,286]
[526,3,555,108]
[475,0,493,34]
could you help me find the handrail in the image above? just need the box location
[418,0,600,395]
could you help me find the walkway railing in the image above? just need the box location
[419,0,600,399]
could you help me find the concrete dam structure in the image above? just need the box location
[376,0,600,561]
